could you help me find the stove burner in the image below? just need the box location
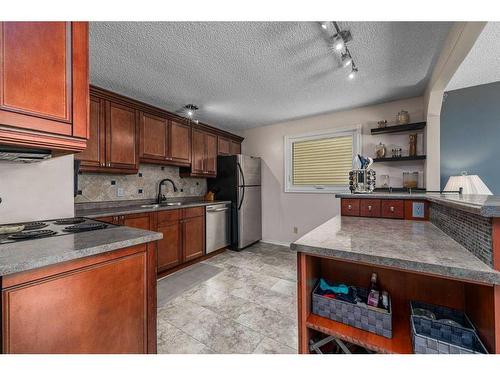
[63,223,108,233]
[8,230,57,240]
[21,222,49,231]
[54,217,85,225]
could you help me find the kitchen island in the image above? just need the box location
[291,195,500,354]
[0,224,162,354]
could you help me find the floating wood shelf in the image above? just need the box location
[371,122,426,135]
[373,155,426,162]
[306,313,413,354]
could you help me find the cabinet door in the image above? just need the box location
[122,213,151,230]
[381,200,405,219]
[0,22,88,139]
[2,248,148,353]
[360,199,381,217]
[341,199,360,216]
[230,141,241,155]
[140,112,167,162]
[205,133,217,175]
[191,129,205,174]
[169,121,191,165]
[76,96,105,167]
[106,101,138,172]
[182,216,205,262]
[157,221,181,271]
[218,137,230,156]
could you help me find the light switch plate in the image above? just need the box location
[412,202,425,218]
[117,188,125,197]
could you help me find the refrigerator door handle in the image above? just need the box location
[237,162,245,210]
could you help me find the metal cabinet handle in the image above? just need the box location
[368,205,372,211]
[390,206,395,212]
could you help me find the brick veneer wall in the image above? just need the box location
[429,203,493,267]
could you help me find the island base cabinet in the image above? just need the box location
[1,244,157,354]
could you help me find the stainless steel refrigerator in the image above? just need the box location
[207,154,262,250]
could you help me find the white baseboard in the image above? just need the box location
[260,239,291,247]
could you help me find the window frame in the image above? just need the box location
[284,126,361,193]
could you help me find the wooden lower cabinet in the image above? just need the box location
[157,220,182,272]
[1,244,157,354]
[97,208,206,274]
[182,215,205,262]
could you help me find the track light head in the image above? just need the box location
[183,104,199,120]
[332,34,344,51]
[348,67,358,80]
[320,22,328,30]
[341,52,353,67]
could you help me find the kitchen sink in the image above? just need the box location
[140,204,160,209]
[160,202,183,206]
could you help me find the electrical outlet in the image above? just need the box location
[117,188,125,197]
[293,227,298,234]
[412,202,425,218]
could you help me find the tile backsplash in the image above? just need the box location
[75,164,207,203]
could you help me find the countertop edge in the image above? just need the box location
[0,231,163,277]
[291,242,500,285]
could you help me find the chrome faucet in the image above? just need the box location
[157,179,178,204]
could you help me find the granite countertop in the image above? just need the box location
[335,192,500,217]
[291,215,500,285]
[0,226,163,277]
[76,200,232,218]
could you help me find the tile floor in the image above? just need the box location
[156,242,298,354]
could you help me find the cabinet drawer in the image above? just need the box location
[157,209,180,224]
[360,199,381,217]
[381,200,405,219]
[182,207,205,219]
[341,199,360,216]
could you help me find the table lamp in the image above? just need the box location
[444,172,492,195]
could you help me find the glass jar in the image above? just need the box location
[403,172,418,189]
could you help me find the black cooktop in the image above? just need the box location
[0,218,115,245]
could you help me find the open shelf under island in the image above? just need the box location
[291,195,500,354]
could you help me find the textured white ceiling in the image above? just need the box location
[90,22,452,131]
[446,22,500,92]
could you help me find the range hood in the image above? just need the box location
[0,146,52,163]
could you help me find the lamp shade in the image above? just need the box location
[444,173,492,195]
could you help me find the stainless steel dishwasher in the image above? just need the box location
[206,203,231,254]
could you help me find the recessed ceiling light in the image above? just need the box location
[320,22,328,30]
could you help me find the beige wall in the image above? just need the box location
[0,154,74,224]
[242,96,425,244]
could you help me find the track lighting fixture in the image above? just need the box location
[318,21,359,80]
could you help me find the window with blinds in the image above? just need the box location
[285,129,359,193]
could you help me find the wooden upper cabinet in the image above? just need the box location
[106,101,138,172]
[205,133,217,175]
[0,22,89,152]
[191,129,206,174]
[139,116,190,167]
[169,121,191,165]
[218,137,230,156]
[230,140,241,155]
[76,96,104,167]
[140,112,168,161]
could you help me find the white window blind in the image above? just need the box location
[284,128,360,193]
[292,135,353,185]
